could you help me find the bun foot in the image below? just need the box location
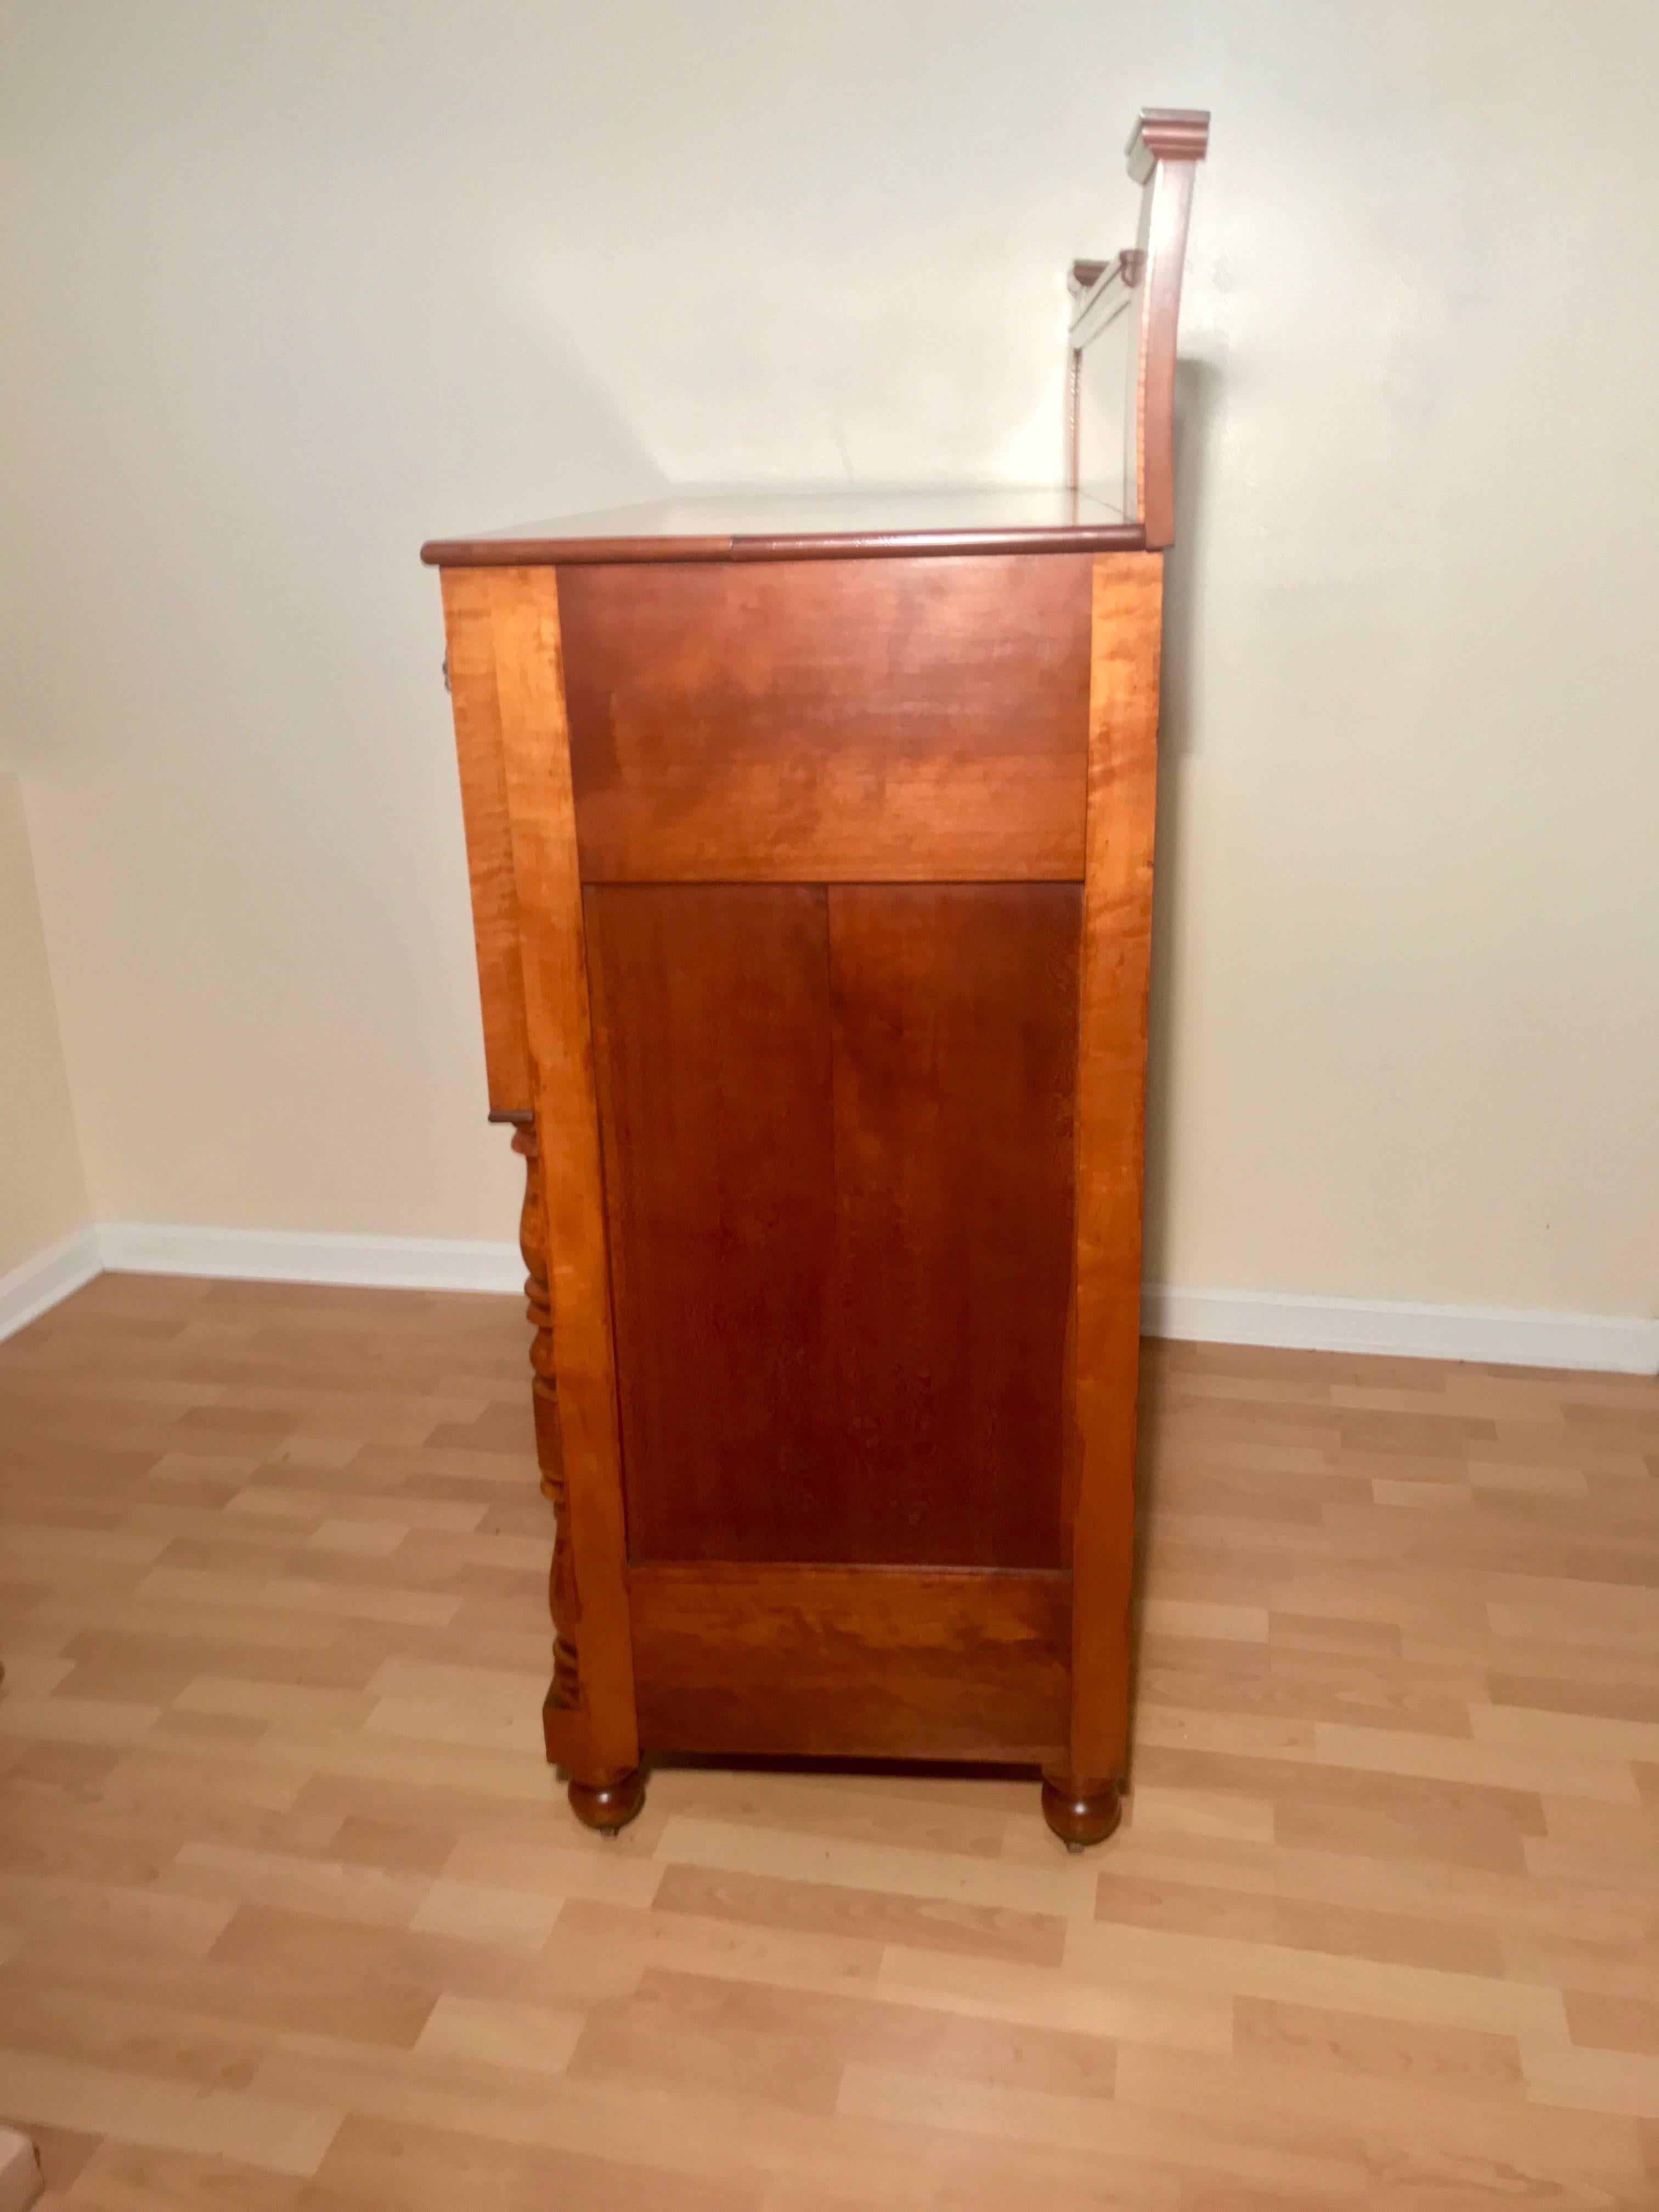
[568,1768,645,1836]
[1041,1774,1122,1850]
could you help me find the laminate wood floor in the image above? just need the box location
[1,1273,1656,2209]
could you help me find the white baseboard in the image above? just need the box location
[1143,1285,1658,1376]
[3,1220,1652,1376]
[0,1227,102,1345]
[95,1222,522,1296]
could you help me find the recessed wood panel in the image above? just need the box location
[584,884,837,1565]
[586,880,1079,1572]
[630,1564,1070,1763]
[559,555,1092,883]
[826,885,1079,1571]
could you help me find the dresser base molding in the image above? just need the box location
[627,1562,1070,1771]
[560,1559,1126,1847]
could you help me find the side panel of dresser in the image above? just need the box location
[438,551,1167,1847]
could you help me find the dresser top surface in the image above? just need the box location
[421,485,1141,568]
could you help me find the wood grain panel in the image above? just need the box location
[558,555,1092,883]
[586,883,1078,1572]
[437,570,531,1114]
[1068,552,1164,1791]
[629,1565,1070,1763]
[583,885,836,1566]
[483,567,637,1782]
[826,885,1079,1571]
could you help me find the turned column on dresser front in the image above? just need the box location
[507,1114,642,1835]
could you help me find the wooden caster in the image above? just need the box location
[567,1768,645,1836]
[1041,1774,1122,1850]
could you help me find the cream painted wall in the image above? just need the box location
[0,1,1654,1317]
[0,775,88,1276]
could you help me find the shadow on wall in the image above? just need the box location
[1128,356,1220,1768]
[1139,356,1220,1291]
[421,335,670,549]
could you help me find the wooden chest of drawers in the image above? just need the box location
[424,110,1206,1848]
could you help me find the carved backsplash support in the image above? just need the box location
[511,1122,582,1716]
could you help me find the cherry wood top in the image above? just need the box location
[421,485,1139,568]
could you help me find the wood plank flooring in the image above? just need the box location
[0,1273,1655,2208]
